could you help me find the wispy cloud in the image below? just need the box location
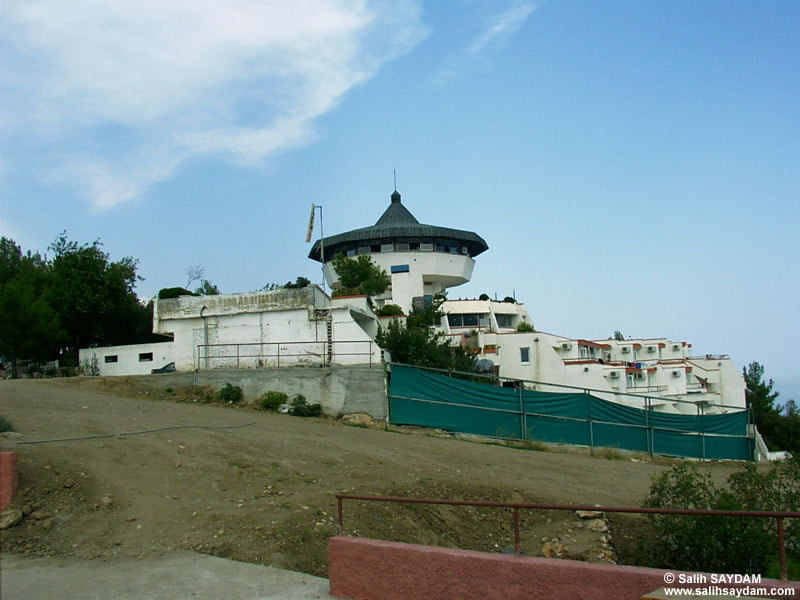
[467,2,537,55]
[1,0,425,209]
[433,1,538,84]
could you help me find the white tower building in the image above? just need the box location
[308,190,488,314]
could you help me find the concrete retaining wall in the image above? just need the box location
[328,537,800,600]
[1,452,19,511]
[130,365,388,419]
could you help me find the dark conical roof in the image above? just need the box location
[374,191,419,226]
[308,190,488,262]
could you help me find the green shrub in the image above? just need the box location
[516,321,535,332]
[289,394,322,417]
[158,287,197,299]
[377,304,404,316]
[641,461,800,576]
[284,276,311,289]
[259,390,288,411]
[218,383,243,403]
[0,416,14,433]
[331,287,362,298]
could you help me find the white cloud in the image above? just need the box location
[467,2,537,55]
[432,1,537,85]
[1,0,425,208]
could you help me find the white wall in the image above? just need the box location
[79,341,175,376]
[323,251,475,314]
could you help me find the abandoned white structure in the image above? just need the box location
[80,188,746,415]
[80,286,380,375]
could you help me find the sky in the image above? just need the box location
[1,1,798,401]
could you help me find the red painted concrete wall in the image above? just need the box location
[328,536,800,600]
[0,452,19,511]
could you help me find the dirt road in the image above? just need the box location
[0,378,742,576]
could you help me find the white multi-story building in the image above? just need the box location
[81,188,746,414]
[436,298,744,414]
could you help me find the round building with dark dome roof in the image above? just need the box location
[308,190,488,313]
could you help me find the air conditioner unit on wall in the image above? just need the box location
[621,347,630,353]
[561,343,572,350]
[647,346,655,353]
[609,371,619,378]
[461,247,468,255]
[672,370,681,377]
[673,344,680,351]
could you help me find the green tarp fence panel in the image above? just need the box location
[388,364,753,461]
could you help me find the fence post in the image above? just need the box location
[699,404,706,460]
[586,390,594,456]
[646,398,654,457]
[236,344,240,369]
[519,385,527,440]
[513,507,521,555]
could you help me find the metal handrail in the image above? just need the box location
[335,493,799,581]
[196,340,375,369]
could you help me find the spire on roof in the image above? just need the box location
[376,189,419,226]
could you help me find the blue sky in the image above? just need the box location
[2,1,798,401]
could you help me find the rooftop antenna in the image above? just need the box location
[393,169,397,191]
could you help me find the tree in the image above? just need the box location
[613,330,625,341]
[185,264,205,289]
[47,232,147,363]
[331,253,390,297]
[376,293,475,372]
[743,362,781,447]
[284,276,311,289]
[376,319,475,371]
[0,251,61,377]
[642,461,800,577]
[195,280,220,296]
[772,400,800,454]
[0,237,23,286]
[406,293,445,328]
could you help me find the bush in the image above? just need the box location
[158,287,196,299]
[284,276,311,289]
[0,416,14,433]
[641,461,800,576]
[218,383,243,403]
[259,390,288,411]
[516,321,534,332]
[377,304,404,316]
[289,394,322,417]
[331,287,362,298]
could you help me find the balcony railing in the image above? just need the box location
[196,340,376,370]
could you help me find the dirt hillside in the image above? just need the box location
[0,377,742,576]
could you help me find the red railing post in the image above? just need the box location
[513,507,521,555]
[778,517,787,581]
[338,496,344,532]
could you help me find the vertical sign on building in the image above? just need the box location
[305,203,316,243]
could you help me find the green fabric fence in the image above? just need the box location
[388,364,753,461]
